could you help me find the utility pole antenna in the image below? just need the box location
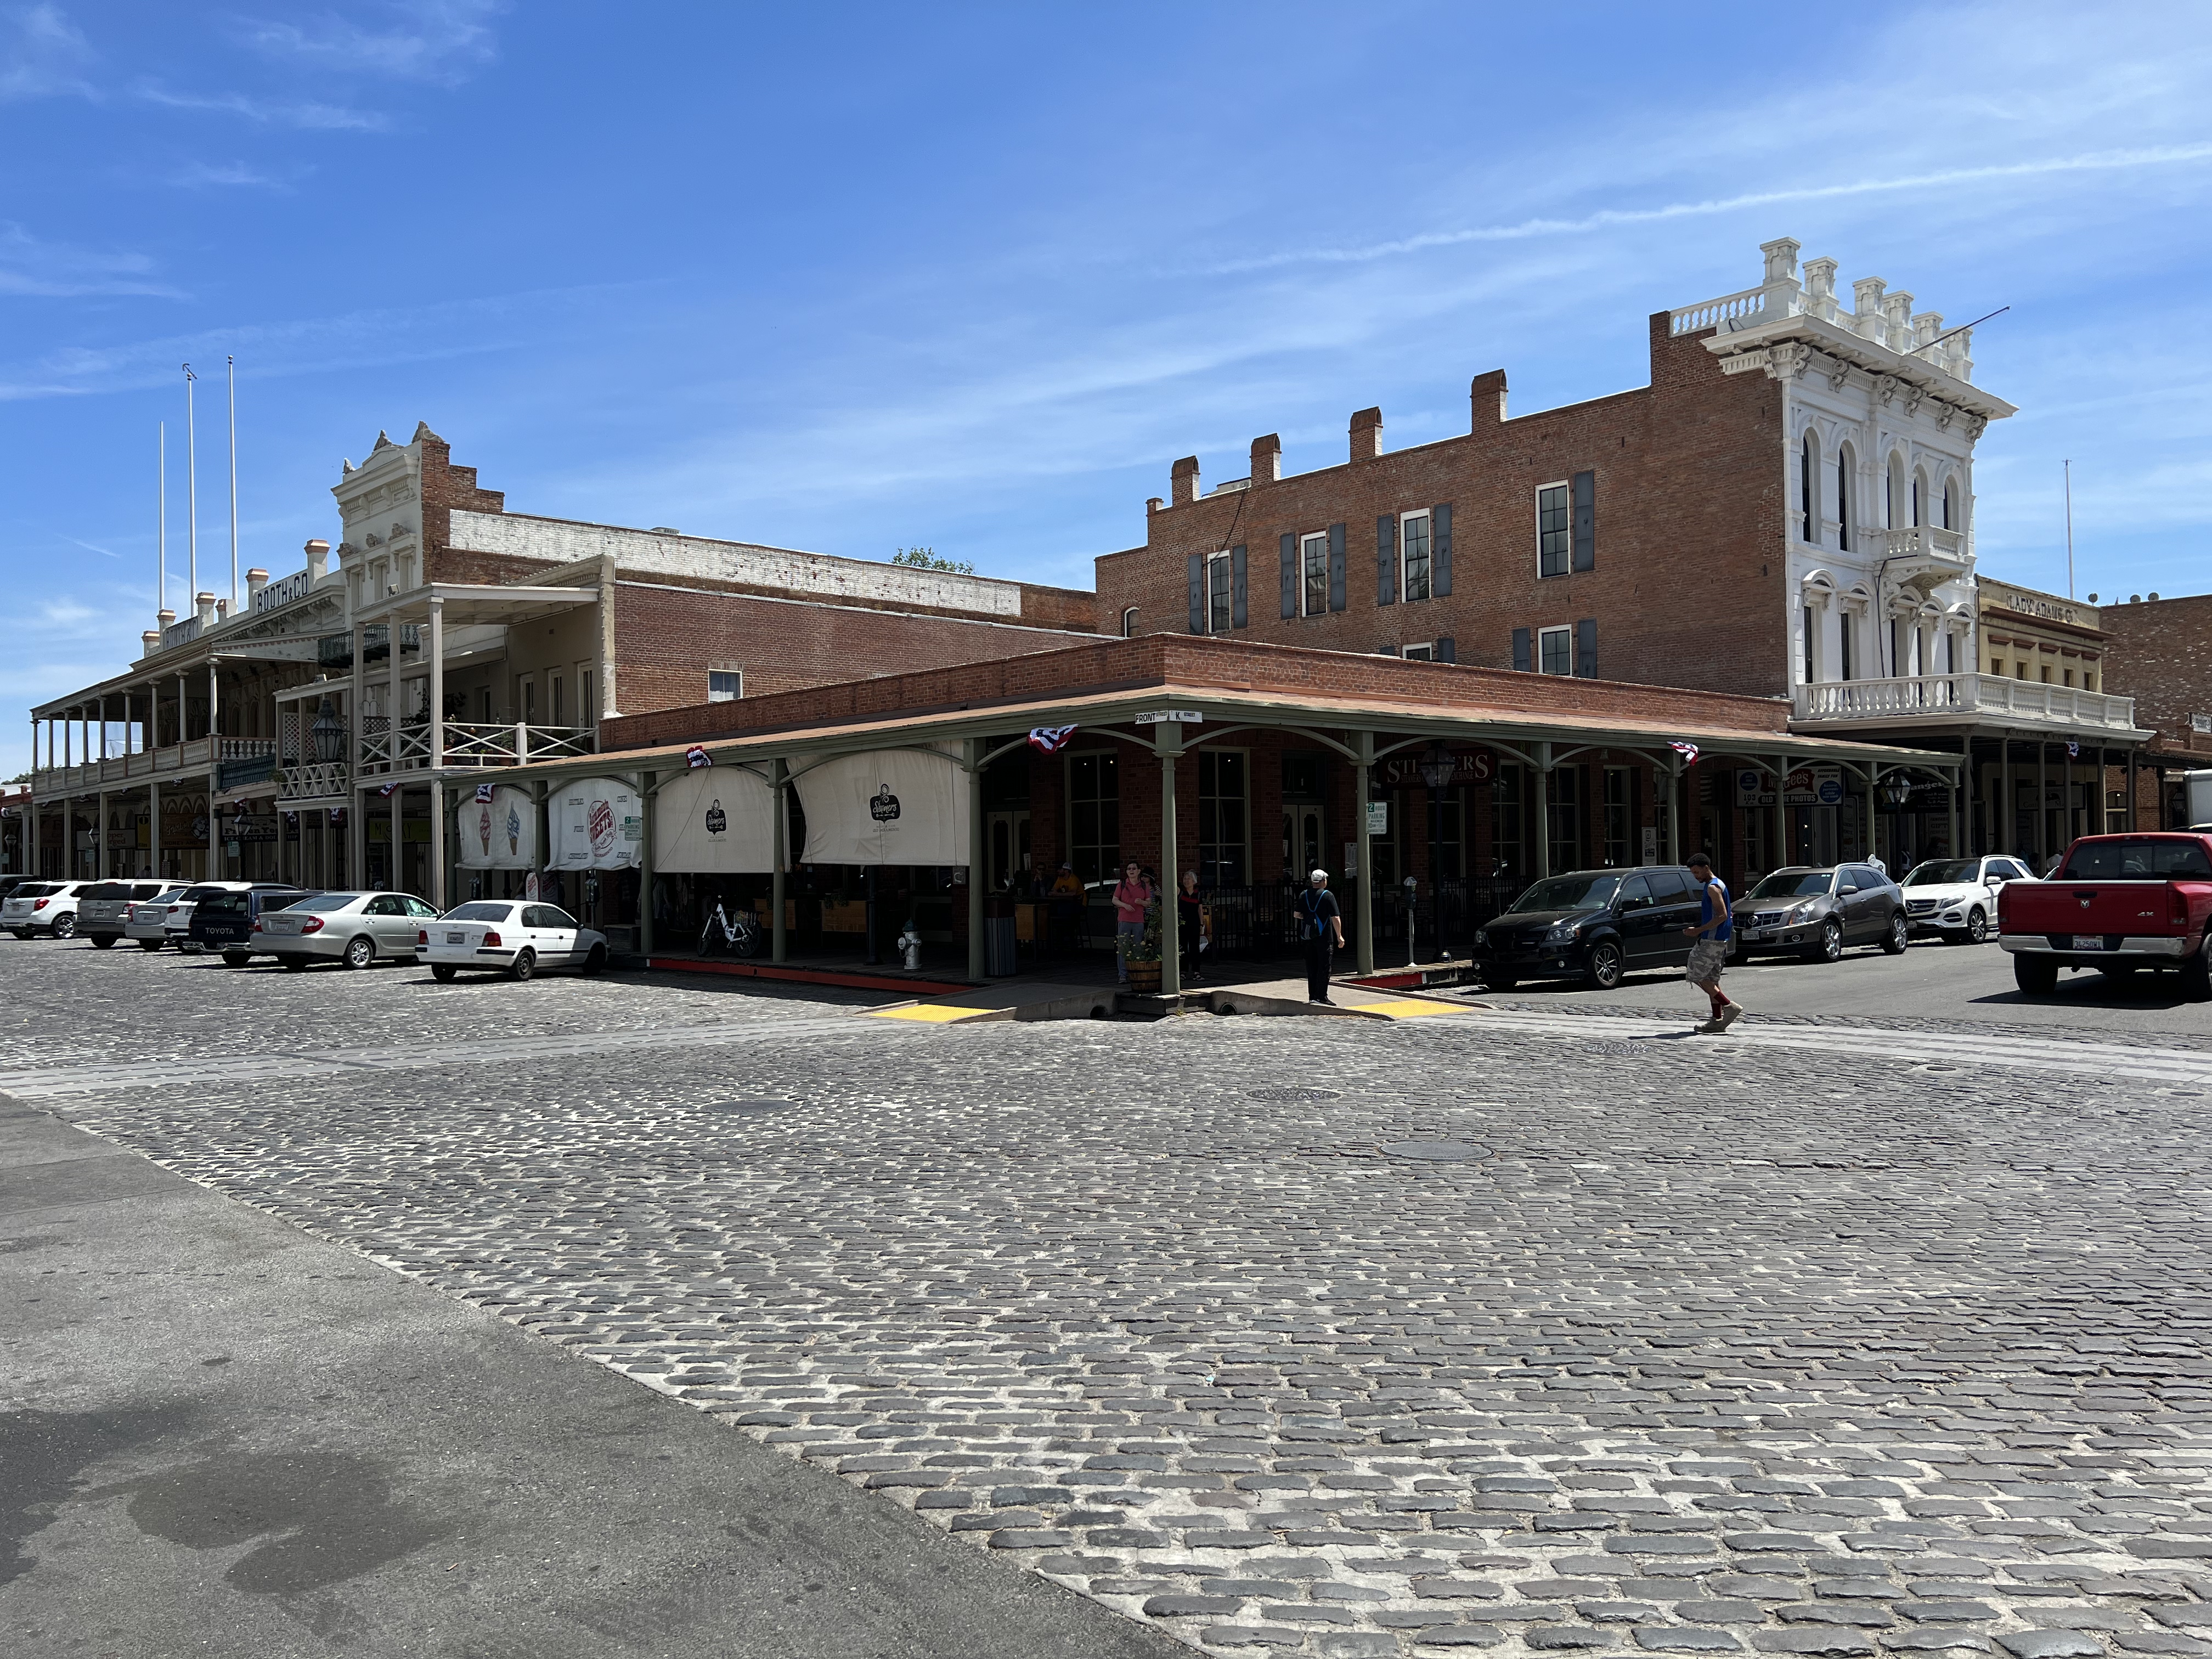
[227,355,239,611]
[2063,459,2075,601]
[183,364,199,607]
[157,420,166,619]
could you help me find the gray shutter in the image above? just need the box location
[1376,515,1397,606]
[1279,533,1297,618]
[1512,628,1532,672]
[1432,503,1453,596]
[1230,544,1248,629]
[1187,555,1204,633]
[1571,472,1594,572]
[1327,522,1346,612]
[1575,617,1597,678]
[1435,636,1455,663]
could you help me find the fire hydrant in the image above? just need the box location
[896,921,923,973]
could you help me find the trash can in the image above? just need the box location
[984,915,1019,977]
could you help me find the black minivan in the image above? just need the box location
[1472,866,1706,991]
[188,885,313,966]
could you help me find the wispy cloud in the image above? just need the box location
[0,222,182,301]
[166,158,300,190]
[133,80,383,131]
[59,537,118,561]
[1204,144,2212,276]
[230,0,501,87]
[0,2,93,101]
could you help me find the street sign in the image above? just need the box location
[1135,710,1203,725]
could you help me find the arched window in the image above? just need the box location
[1836,446,1853,552]
[1121,606,1139,637]
[1800,431,1817,542]
[1887,452,1908,529]
[1912,467,1928,528]
[1942,478,1958,531]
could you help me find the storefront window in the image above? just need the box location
[1198,751,1249,887]
[1067,751,1119,885]
[1492,765,1527,882]
[1547,766,1582,874]
[1602,766,1633,866]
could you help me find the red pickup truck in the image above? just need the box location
[1999,832,2212,999]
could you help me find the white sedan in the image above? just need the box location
[1898,854,2036,944]
[419,900,609,982]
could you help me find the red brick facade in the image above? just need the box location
[2098,595,2212,825]
[1096,315,1788,700]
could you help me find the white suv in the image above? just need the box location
[1899,854,2035,944]
[3,881,94,939]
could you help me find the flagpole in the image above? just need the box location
[227,354,239,611]
[183,364,198,606]
[2063,459,2074,601]
[157,420,166,618]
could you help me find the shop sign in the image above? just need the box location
[229,814,279,843]
[249,568,313,615]
[1375,748,1493,788]
[1783,764,1843,808]
[1734,769,1777,807]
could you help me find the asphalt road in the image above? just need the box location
[1476,931,2212,1036]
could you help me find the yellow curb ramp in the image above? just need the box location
[865,1003,992,1023]
[1350,996,1478,1020]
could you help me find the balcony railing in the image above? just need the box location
[358,719,595,776]
[278,760,351,802]
[1795,673,2138,731]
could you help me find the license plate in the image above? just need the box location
[447,932,466,944]
[2071,934,2107,951]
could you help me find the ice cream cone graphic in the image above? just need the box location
[505,803,521,857]
[477,805,492,857]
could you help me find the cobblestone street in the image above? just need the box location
[9,944,2212,1659]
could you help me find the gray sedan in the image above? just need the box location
[1730,862,1910,963]
[259,890,444,970]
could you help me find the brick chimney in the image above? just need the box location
[304,539,330,581]
[1170,455,1200,507]
[1250,433,1282,484]
[1470,369,1508,428]
[1350,407,1383,462]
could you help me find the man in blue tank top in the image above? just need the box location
[1681,852,1743,1034]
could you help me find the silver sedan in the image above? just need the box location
[259,890,444,970]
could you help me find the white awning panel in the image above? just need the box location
[653,765,776,873]
[548,776,643,871]
[797,746,969,867]
[456,785,538,870]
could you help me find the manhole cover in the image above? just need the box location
[704,1098,795,1115]
[1249,1087,1341,1103]
[1383,1139,1488,1162]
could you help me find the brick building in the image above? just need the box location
[2097,592,2212,826]
[21,424,1097,895]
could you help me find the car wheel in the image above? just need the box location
[1482,969,1517,992]
[2014,954,2059,995]
[138,939,163,952]
[583,945,608,976]
[1881,912,1909,955]
[1804,919,1843,964]
[280,956,309,972]
[341,935,375,970]
[1964,908,1988,945]
[222,951,249,968]
[50,914,75,939]
[1584,939,1623,991]
[509,948,536,983]
[2182,939,2212,1003]
[431,964,459,983]
[91,935,116,950]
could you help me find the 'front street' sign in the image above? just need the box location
[1135,710,1204,725]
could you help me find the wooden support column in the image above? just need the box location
[1159,728,1183,998]
[771,758,789,964]
[1353,730,1375,977]
[2035,738,2048,868]
[638,770,657,956]
[966,737,985,982]
[1533,743,1552,879]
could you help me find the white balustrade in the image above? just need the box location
[1794,673,2137,731]
[1669,285,1771,337]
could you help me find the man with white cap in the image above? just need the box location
[1299,868,1345,1005]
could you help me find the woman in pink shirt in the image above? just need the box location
[1111,860,1153,984]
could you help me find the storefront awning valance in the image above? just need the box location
[549,776,643,871]
[653,766,776,874]
[456,784,539,870]
[795,746,969,867]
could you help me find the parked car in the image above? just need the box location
[189,885,315,966]
[77,880,180,949]
[170,882,311,951]
[1472,867,1704,991]
[1898,854,2036,944]
[419,899,610,982]
[259,890,443,970]
[0,874,38,905]
[1999,832,2212,998]
[124,887,192,950]
[1731,863,1909,962]
[3,880,94,939]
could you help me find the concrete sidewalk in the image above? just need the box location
[0,1095,1177,1659]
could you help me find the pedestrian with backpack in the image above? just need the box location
[1300,868,1344,1005]
[1681,852,1743,1034]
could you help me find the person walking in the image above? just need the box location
[1177,869,1205,984]
[1681,851,1743,1034]
[1111,860,1152,985]
[1299,868,1344,1005]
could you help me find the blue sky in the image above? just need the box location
[4,1,2209,776]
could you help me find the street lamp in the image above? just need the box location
[1417,741,1456,962]
[1879,774,1914,871]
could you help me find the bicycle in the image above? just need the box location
[698,900,761,958]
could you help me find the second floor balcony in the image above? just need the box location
[1794,672,2140,735]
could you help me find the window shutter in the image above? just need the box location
[1432,503,1453,596]
[1571,471,1595,572]
[1230,544,1248,629]
[1279,534,1297,618]
[1376,515,1397,606]
[1435,636,1455,664]
[1327,522,1346,612]
[1187,554,1204,633]
[1575,617,1597,678]
[1512,627,1532,673]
